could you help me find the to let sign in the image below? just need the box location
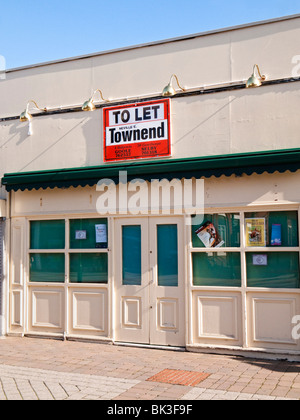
[103,99,171,162]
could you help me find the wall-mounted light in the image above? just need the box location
[20,100,47,122]
[246,64,266,88]
[82,89,108,111]
[20,100,47,135]
[162,74,186,96]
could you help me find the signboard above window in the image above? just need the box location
[103,99,171,162]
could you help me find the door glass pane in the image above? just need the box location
[30,220,65,249]
[192,252,241,287]
[70,253,108,283]
[192,214,240,248]
[122,226,141,286]
[246,252,300,288]
[157,224,178,287]
[244,211,298,247]
[70,218,108,249]
[30,253,65,283]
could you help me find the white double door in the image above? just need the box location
[114,217,185,347]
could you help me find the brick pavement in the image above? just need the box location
[0,337,299,400]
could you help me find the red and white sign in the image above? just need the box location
[103,99,171,162]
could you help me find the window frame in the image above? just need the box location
[190,208,300,291]
[28,216,110,285]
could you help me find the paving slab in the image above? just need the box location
[0,337,299,400]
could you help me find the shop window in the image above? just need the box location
[69,253,108,283]
[192,213,240,248]
[191,213,241,287]
[30,253,65,283]
[191,210,299,290]
[29,218,109,284]
[70,218,108,249]
[246,252,299,288]
[30,220,65,249]
[244,211,299,288]
[192,252,241,287]
[244,211,298,247]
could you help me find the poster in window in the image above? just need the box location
[245,218,266,247]
[271,224,282,246]
[95,224,107,248]
[195,221,224,248]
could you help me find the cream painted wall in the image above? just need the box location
[0,15,300,200]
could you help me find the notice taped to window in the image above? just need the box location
[103,99,171,162]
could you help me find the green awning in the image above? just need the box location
[2,148,300,192]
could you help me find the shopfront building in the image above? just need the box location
[1,14,300,359]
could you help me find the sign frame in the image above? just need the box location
[103,99,171,163]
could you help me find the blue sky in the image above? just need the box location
[1,0,300,69]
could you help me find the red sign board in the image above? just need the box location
[103,99,171,162]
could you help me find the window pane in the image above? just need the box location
[246,252,300,288]
[157,225,178,287]
[30,253,65,283]
[30,220,65,249]
[192,252,241,287]
[192,214,240,248]
[122,226,141,286]
[69,253,108,283]
[244,211,298,247]
[70,219,108,249]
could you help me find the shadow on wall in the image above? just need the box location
[0,111,103,174]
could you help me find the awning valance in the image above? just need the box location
[2,148,300,192]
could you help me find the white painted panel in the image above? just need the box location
[32,290,63,329]
[11,225,23,285]
[122,297,141,329]
[158,298,178,331]
[72,291,106,332]
[197,296,238,340]
[253,297,296,344]
[11,290,22,326]
[192,291,242,346]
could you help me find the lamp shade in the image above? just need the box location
[20,109,32,122]
[162,83,176,97]
[162,74,185,97]
[82,98,96,112]
[246,65,266,88]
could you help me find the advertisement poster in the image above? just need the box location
[195,221,224,248]
[103,99,171,162]
[245,218,266,247]
[271,224,282,246]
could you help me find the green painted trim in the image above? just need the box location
[2,148,300,192]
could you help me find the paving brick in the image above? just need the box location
[0,337,299,400]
